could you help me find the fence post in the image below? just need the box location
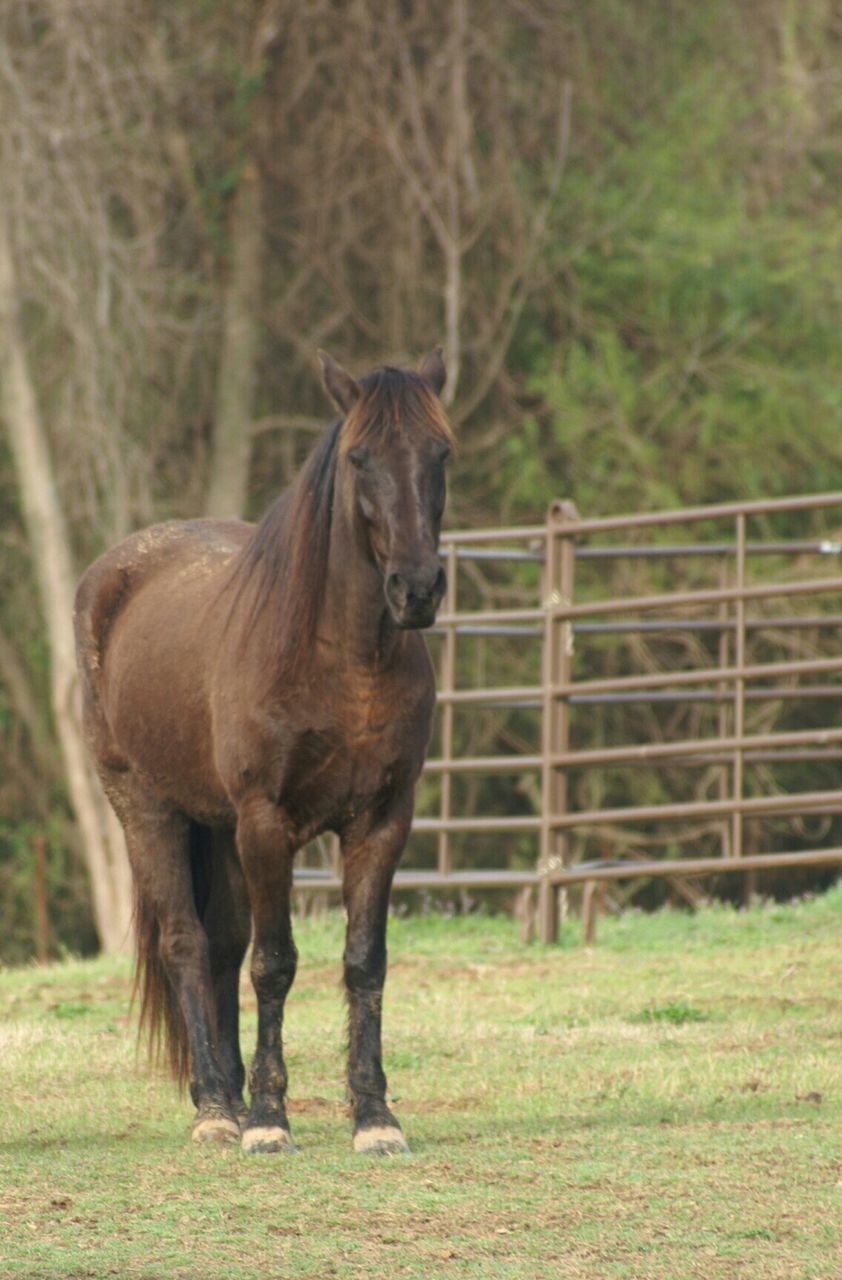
[732,513,746,866]
[717,557,732,858]
[437,542,458,879]
[33,832,49,964]
[538,500,579,944]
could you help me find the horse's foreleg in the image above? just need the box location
[341,797,412,1155]
[236,801,297,1154]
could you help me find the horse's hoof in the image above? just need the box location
[353,1125,410,1156]
[192,1115,240,1145]
[242,1125,295,1155]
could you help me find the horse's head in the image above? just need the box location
[320,349,454,630]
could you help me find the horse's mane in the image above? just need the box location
[227,365,454,687]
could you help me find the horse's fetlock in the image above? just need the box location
[249,1055,288,1097]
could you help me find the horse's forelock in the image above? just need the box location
[341,367,456,454]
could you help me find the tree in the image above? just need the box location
[0,196,133,952]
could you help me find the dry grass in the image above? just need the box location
[0,889,840,1279]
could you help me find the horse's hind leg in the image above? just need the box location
[118,789,241,1144]
[200,828,251,1127]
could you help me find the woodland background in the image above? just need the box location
[2,0,842,960]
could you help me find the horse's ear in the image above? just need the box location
[419,347,446,397]
[318,350,361,416]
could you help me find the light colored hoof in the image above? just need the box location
[353,1125,410,1156]
[192,1115,240,1145]
[241,1125,295,1155]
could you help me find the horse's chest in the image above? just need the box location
[277,686,426,828]
[286,713,397,804]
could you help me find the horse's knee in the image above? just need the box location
[343,938,386,994]
[251,942,298,999]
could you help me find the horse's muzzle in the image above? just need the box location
[385,563,446,629]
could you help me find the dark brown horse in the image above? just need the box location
[74,350,452,1154]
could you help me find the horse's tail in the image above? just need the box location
[132,822,215,1090]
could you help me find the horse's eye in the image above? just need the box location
[436,444,451,464]
[347,446,369,471]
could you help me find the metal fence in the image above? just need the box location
[295,491,842,941]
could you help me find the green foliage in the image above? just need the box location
[498,16,842,522]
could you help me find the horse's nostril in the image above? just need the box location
[386,564,444,618]
[386,572,409,607]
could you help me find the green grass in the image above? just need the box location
[1,889,841,1279]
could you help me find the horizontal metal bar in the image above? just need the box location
[443,493,842,549]
[413,814,543,833]
[554,574,842,621]
[576,540,842,560]
[429,624,543,637]
[424,751,842,775]
[432,616,842,639]
[413,787,842,835]
[436,682,842,710]
[441,525,545,545]
[424,728,842,775]
[438,685,542,706]
[445,538,841,567]
[293,868,542,891]
[547,847,842,885]
[569,685,842,705]
[435,577,842,629]
[424,754,544,774]
[549,788,842,830]
[574,614,842,634]
[454,546,544,563]
[577,749,842,767]
[436,607,545,626]
[436,688,842,708]
[549,490,842,534]
[553,654,842,699]
[545,725,842,768]
[452,538,835,566]
[290,847,842,893]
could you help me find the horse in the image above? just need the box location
[74,349,453,1155]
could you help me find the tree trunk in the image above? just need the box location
[0,202,133,954]
[203,156,264,519]
[204,3,284,520]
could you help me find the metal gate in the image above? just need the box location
[296,491,842,942]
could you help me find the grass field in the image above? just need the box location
[1,888,840,1280]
